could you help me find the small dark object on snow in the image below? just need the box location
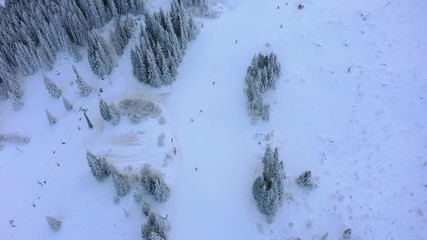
[195,168,198,171]
[348,66,352,73]
[171,138,174,143]
[61,142,65,145]
[191,118,194,122]
[277,6,280,9]
[56,162,60,166]
[174,148,177,155]
[32,203,36,207]
[99,88,103,93]
[9,220,13,224]
[53,151,55,154]
[44,181,46,184]
[56,72,60,76]
[212,81,215,85]
[280,24,283,28]
[298,4,304,10]
[286,2,288,5]
[343,228,352,239]
[200,109,203,113]
[235,40,238,43]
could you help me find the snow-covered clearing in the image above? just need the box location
[1,0,427,239]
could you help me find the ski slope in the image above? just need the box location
[1,0,427,239]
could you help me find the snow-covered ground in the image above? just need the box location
[1,0,427,239]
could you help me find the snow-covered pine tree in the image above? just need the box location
[129,0,146,15]
[45,110,57,125]
[36,46,54,71]
[99,99,112,121]
[111,18,134,56]
[62,97,74,111]
[0,55,22,100]
[296,170,317,189]
[46,216,62,232]
[109,103,121,125]
[146,48,162,88]
[252,145,285,223]
[112,170,131,197]
[87,32,113,79]
[141,165,170,203]
[141,212,170,240]
[73,66,92,97]
[131,37,148,84]
[86,151,111,181]
[11,93,23,111]
[0,86,8,101]
[141,200,151,216]
[43,75,62,99]
[155,43,173,86]
[15,42,38,76]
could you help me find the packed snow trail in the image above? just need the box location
[164,5,269,240]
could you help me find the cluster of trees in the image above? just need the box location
[86,150,132,197]
[99,99,121,125]
[0,0,144,105]
[252,145,285,223]
[131,0,198,87]
[86,151,171,204]
[86,151,112,181]
[140,165,170,203]
[245,53,281,120]
[111,18,135,56]
[118,98,161,124]
[141,213,170,240]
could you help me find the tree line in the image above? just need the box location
[131,0,198,88]
[0,0,205,109]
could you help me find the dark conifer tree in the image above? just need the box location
[87,32,113,79]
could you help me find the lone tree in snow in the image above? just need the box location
[296,170,317,189]
[73,66,92,97]
[62,97,74,111]
[45,110,57,125]
[252,145,285,223]
[141,212,170,240]
[46,216,62,232]
[86,151,111,181]
[43,75,62,99]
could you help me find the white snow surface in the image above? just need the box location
[1,0,427,239]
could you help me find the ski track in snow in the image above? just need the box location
[1,0,427,239]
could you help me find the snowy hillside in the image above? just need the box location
[1,0,427,239]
